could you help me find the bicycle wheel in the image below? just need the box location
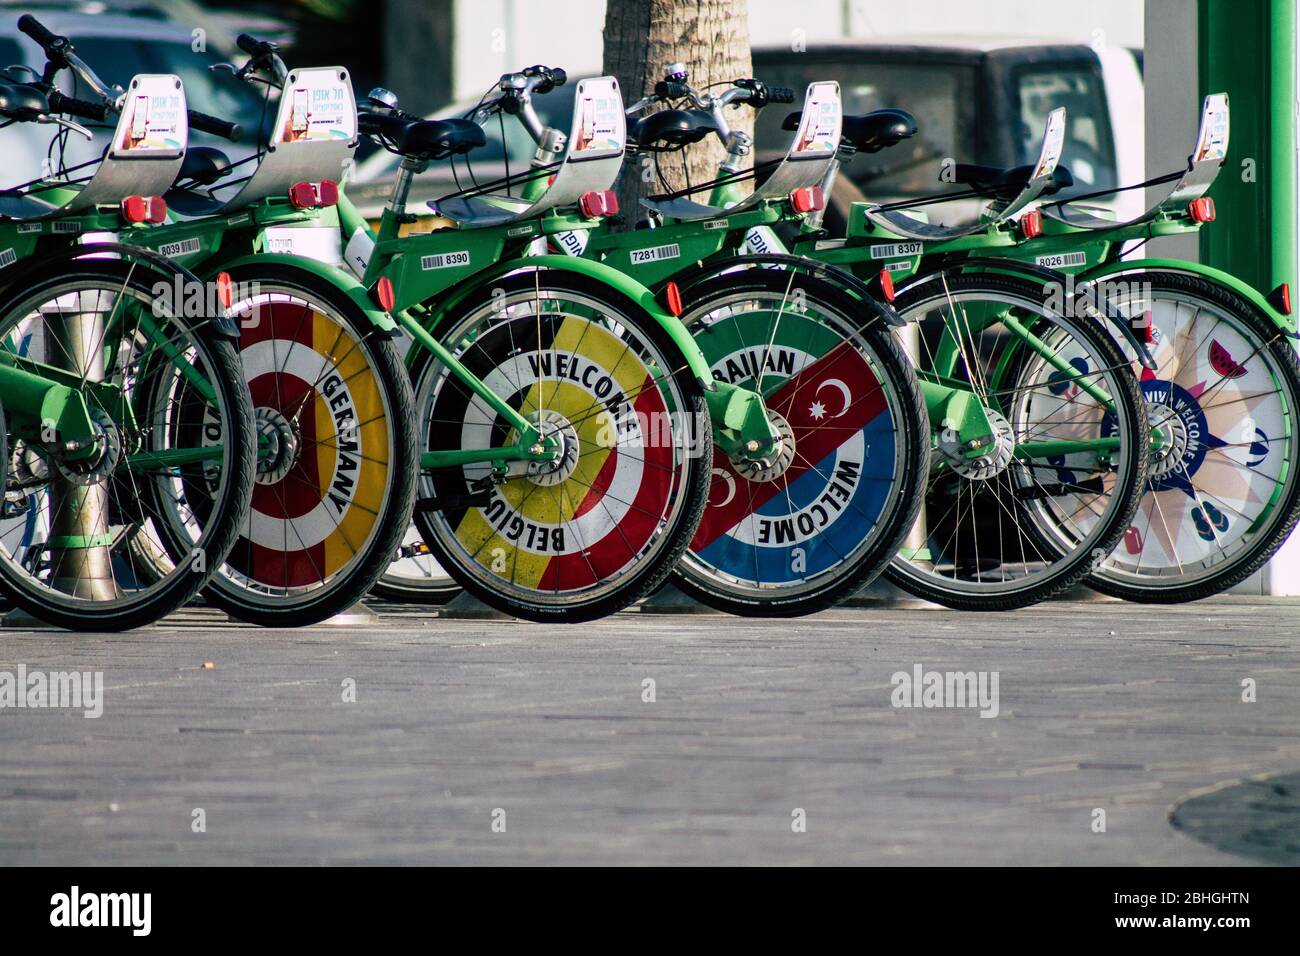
[1085,270,1300,601]
[198,265,417,626]
[0,257,255,630]
[670,268,928,615]
[370,527,461,603]
[411,271,709,622]
[885,272,1149,610]
[371,329,461,605]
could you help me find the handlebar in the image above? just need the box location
[187,109,243,142]
[17,13,117,103]
[17,13,60,52]
[236,33,278,59]
[46,90,108,123]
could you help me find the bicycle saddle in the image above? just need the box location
[952,162,1075,198]
[361,113,486,160]
[629,109,719,148]
[176,146,233,187]
[782,108,916,153]
[0,81,47,119]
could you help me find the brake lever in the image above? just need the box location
[38,113,93,140]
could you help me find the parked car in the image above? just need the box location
[350,37,1148,233]
[750,36,1145,231]
[0,5,273,191]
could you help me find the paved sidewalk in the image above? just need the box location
[1,598,1297,865]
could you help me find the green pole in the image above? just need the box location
[1197,0,1297,298]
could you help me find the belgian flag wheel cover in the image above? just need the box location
[681,290,908,598]
[416,290,693,606]
[219,292,393,599]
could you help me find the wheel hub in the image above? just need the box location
[255,406,301,485]
[940,409,1016,481]
[1146,400,1190,481]
[732,409,796,483]
[51,407,120,486]
[524,409,580,487]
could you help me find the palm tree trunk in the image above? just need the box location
[602,0,752,229]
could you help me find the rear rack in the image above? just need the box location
[1,73,187,221]
[639,80,843,221]
[1040,92,1228,231]
[861,107,1066,241]
[433,76,626,228]
[167,66,358,219]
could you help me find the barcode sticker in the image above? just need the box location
[420,250,470,270]
[869,241,924,259]
[629,243,681,264]
[1035,252,1087,268]
[0,248,17,269]
[158,238,202,259]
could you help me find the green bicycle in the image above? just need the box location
[0,18,256,630]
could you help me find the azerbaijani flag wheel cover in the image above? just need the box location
[415,285,697,610]
[216,291,395,603]
[1090,281,1298,593]
[680,288,909,600]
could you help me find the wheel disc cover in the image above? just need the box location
[222,298,390,592]
[688,309,899,591]
[427,313,678,596]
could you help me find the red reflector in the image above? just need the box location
[216,272,233,309]
[317,180,339,207]
[374,276,395,312]
[790,185,825,214]
[120,195,148,223]
[1269,282,1292,316]
[289,181,318,209]
[146,196,167,224]
[579,190,619,219]
[1020,209,1042,239]
[879,268,896,304]
[1188,197,1216,222]
[663,281,683,317]
[1141,310,1155,344]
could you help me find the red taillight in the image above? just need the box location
[121,195,165,224]
[216,271,233,309]
[663,281,683,317]
[1020,209,1042,239]
[790,185,825,214]
[879,268,895,304]
[374,276,395,312]
[288,180,337,209]
[1269,282,1292,316]
[1188,197,1216,222]
[579,190,619,219]
[289,181,319,209]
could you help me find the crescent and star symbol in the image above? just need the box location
[809,378,851,421]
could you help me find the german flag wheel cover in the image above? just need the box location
[220,294,393,599]
[681,292,907,598]
[417,296,692,606]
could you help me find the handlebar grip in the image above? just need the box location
[769,87,796,104]
[47,91,108,122]
[236,33,276,57]
[17,14,61,52]
[550,67,567,88]
[188,109,243,142]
